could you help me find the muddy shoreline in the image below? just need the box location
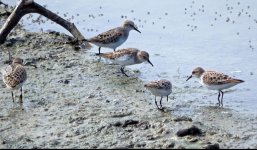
[0,6,257,149]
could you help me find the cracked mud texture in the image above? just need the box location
[1,6,257,149]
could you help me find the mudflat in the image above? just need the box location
[0,6,257,149]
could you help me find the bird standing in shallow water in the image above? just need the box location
[186,67,244,107]
[144,79,172,111]
[97,48,153,77]
[86,20,141,54]
[2,58,27,103]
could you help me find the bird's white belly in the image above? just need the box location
[5,82,24,90]
[200,80,237,90]
[113,55,136,66]
[148,88,172,97]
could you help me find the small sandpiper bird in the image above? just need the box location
[144,79,172,111]
[86,20,141,54]
[97,48,153,77]
[2,58,27,103]
[186,67,244,107]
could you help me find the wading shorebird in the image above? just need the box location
[2,58,27,103]
[97,48,153,77]
[86,20,141,54]
[186,67,244,107]
[144,79,172,111]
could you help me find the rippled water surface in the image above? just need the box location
[4,0,257,114]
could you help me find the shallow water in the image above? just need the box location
[4,0,257,114]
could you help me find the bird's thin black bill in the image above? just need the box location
[148,60,154,66]
[134,27,141,33]
[186,75,192,81]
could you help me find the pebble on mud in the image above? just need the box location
[122,119,139,128]
[74,45,80,51]
[87,94,95,99]
[176,125,202,137]
[173,116,193,122]
[204,143,220,149]
[166,141,175,148]
[58,79,70,84]
[137,121,150,130]
[113,121,122,127]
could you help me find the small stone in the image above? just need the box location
[122,120,139,127]
[175,145,186,149]
[157,128,165,134]
[146,135,154,140]
[4,41,13,47]
[74,46,80,51]
[205,143,219,149]
[176,125,202,137]
[50,140,61,146]
[174,116,192,122]
[113,121,122,127]
[64,79,70,84]
[87,94,95,99]
[126,129,133,132]
[166,142,175,148]
[26,138,33,142]
[135,89,144,92]
[2,140,6,144]
[138,122,150,130]
[136,143,146,148]
[92,145,97,149]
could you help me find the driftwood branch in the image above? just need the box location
[0,0,90,47]
[0,1,8,8]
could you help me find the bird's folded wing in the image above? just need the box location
[89,28,123,44]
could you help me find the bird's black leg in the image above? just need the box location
[97,47,102,62]
[154,96,160,109]
[217,90,221,106]
[114,48,116,52]
[120,66,129,77]
[11,91,14,103]
[167,96,169,102]
[98,47,101,54]
[19,87,23,103]
[220,90,224,107]
[159,96,164,110]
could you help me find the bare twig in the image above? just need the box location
[0,1,8,7]
[0,0,91,47]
